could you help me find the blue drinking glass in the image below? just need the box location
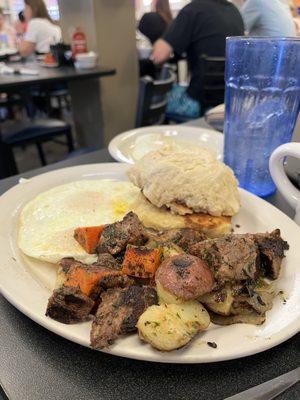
[224,37,300,197]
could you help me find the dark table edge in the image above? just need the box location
[0,149,114,193]
[0,381,9,400]
[0,67,116,90]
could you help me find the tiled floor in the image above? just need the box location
[14,139,72,173]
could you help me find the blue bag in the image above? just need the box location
[166,84,201,118]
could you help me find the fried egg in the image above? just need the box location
[18,180,140,264]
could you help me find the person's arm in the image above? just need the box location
[152,5,194,65]
[19,40,35,57]
[19,20,36,57]
[152,39,173,64]
[241,0,260,33]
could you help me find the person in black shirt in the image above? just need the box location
[138,0,173,44]
[152,0,244,107]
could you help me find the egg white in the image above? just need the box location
[18,180,141,264]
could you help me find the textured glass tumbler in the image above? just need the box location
[224,37,300,197]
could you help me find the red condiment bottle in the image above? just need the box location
[71,27,88,58]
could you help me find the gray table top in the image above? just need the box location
[0,63,116,90]
[0,122,299,400]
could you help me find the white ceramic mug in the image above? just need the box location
[269,142,300,224]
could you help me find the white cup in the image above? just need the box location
[74,52,98,69]
[269,142,300,224]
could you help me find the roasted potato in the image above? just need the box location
[137,301,210,351]
[167,302,210,332]
[156,254,215,300]
[198,285,234,316]
[156,279,183,305]
[162,243,183,259]
[210,311,266,326]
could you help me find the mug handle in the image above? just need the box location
[269,143,300,222]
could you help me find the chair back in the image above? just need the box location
[135,66,175,127]
[199,54,225,111]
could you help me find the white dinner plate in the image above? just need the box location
[0,163,299,364]
[108,125,224,164]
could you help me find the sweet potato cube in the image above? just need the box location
[64,266,121,297]
[122,246,163,278]
[74,225,105,254]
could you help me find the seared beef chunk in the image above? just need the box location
[59,257,83,274]
[210,310,266,326]
[112,249,127,265]
[60,254,121,274]
[190,235,260,284]
[46,286,94,324]
[47,257,134,324]
[57,257,133,299]
[149,228,206,253]
[189,230,288,284]
[90,285,158,349]
[156,254,214,300]
[252,229,289,279]
[88,268,133,298]
[94,253,122,270]
[97,212,148,255]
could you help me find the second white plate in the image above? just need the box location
[108,125,224,164]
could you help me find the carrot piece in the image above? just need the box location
[122,246,163,279]
[64,266,121,297]
[74,225,106,254]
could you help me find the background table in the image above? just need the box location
[0,64,115,90]
[0,120,299,400]
[0,62,116,148]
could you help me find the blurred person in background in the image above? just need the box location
[138,0,173,44]
[152,0,244,117]
[0,8,16,48]
[19,0,61,57]
[289,0,300,36]
[241,0,296,37]
[138,0,173,77]
[231,0,244,8]
[15,11,28,40]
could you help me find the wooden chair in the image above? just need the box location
[135,66,175,128]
